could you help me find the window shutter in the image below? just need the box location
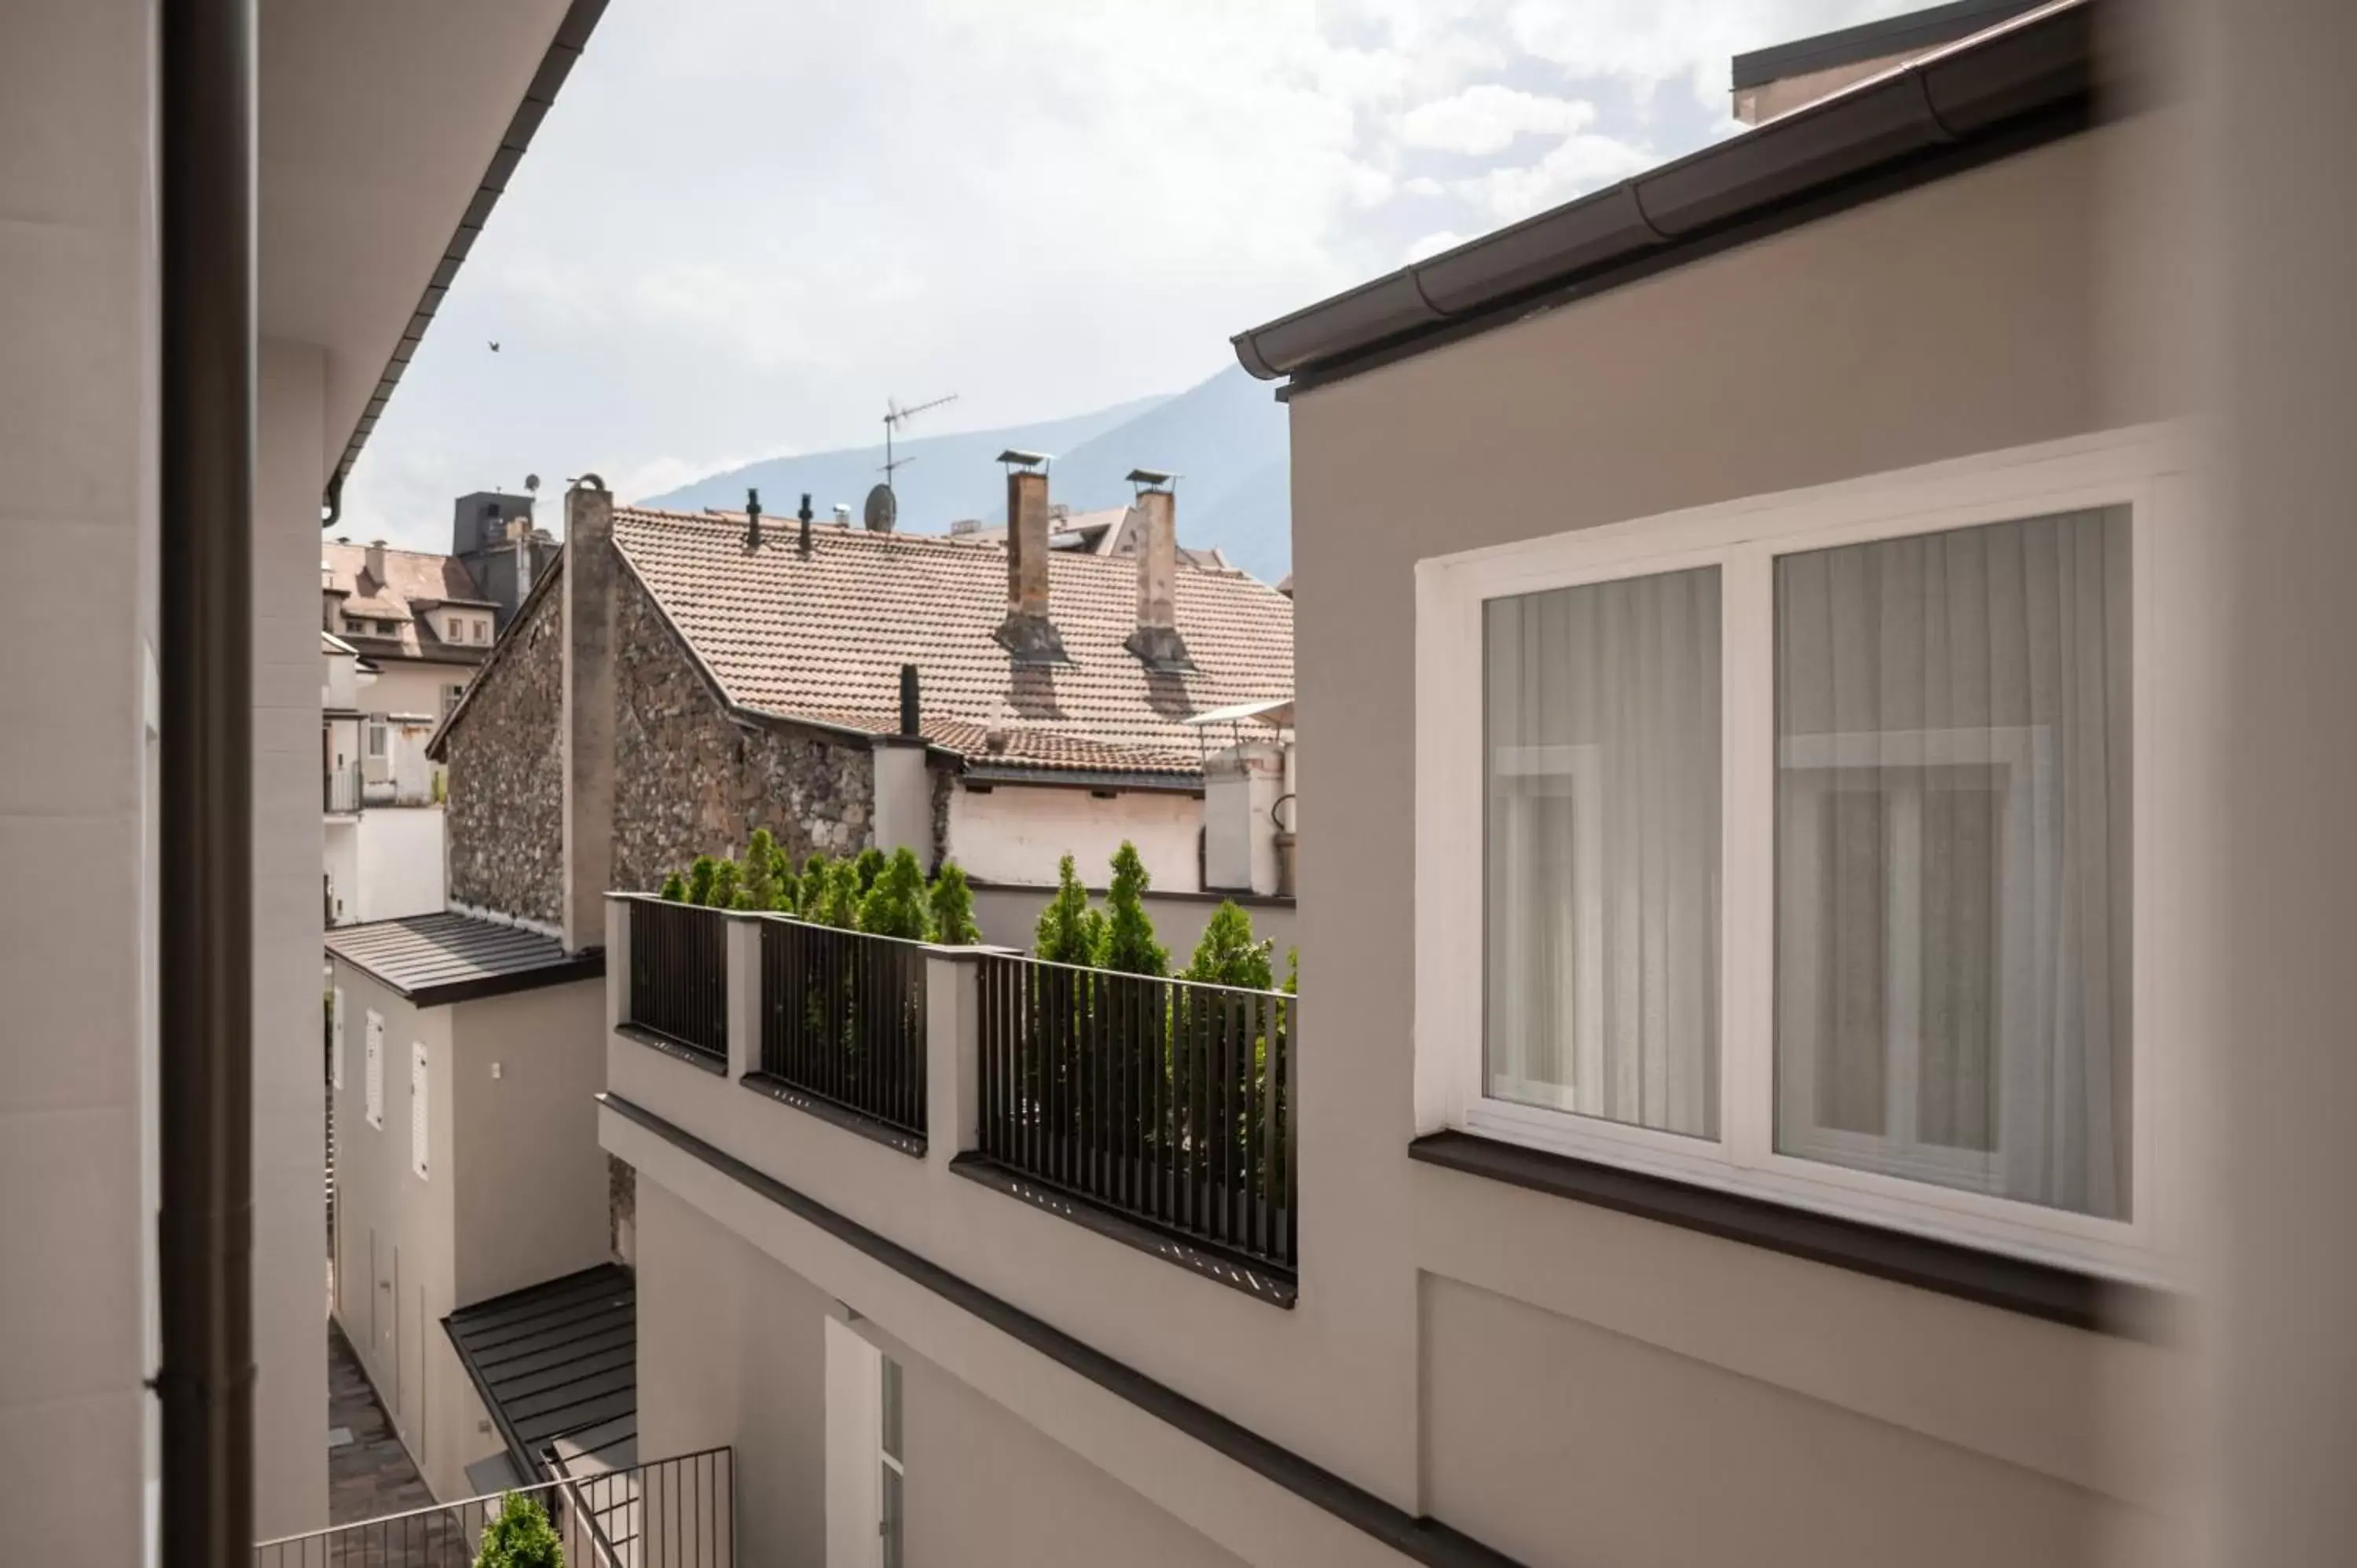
[411,1042,430,1180]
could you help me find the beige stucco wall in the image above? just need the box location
[328,965,607,1500]
[0,7,160,1557]
[636,1173,1252,1568]
[1283,112,2190,1566]
[448,977,612,1306]
[636,1175,831,1568]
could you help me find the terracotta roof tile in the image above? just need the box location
[614,507,1292,779]
[323,542,494,665]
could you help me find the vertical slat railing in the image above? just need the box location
[625,899,728,1062]
[757,918,929,1139]
[971,954,1296,1274]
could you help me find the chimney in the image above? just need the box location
[365,538,388,586]
[797,493,813,556]
[561,475,617,953]
[1122,469,1192,672]
[745,486,763,549]
[871,663,929,863]
[993,449,1067,664]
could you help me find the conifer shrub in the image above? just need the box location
[1184,900,1274,991]
[1098,841,1167,976]
[705,860,741,910]
[658,871,687,903]
[927,862,980,946]
[858,848,933,940]
[685,855,717,907]
[741,829,780,911]
[852,846,886,895]
[1033,855,1106,965]
[815,859,863,929]
[474,1493,563,1568]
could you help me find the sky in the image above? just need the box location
[341,0,1929,551]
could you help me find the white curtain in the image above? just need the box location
[1484,567,1721,1138]
[1773,507,2132,1219]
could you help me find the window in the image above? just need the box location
[365,715,388,760]
[443,683,464,720]
[331,987,345,1090]
[364,1010,384,1129]
[1417,430,2172,1280]
[475,617,490,643]
[411,1042,430,1179]
[826,1318,904,1568]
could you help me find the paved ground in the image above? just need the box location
[327,1318,438,1526]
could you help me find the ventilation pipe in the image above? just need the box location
[745,487,762,548]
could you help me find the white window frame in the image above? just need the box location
[1413,427,2183,1284]
[410,1042,430,1180]
[331,987,346,1091]
[365,714,389,760]
[364,1010,385,1130]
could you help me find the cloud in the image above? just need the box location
[341,1,1924,551]
[1398,84,1596,156]
[1455,130,1662,222]
[1405,229,1471,263]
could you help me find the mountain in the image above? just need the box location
[1010,365,1290,584]
[643,364,1293,584]
[640,393,1168,537]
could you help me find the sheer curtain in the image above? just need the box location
[1484,566,1720,1138]
[1773,507,2132,1218]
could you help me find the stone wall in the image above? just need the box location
[612,565,876,892]
[444,574,564,925]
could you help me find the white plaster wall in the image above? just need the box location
[255,340,332,1534]
[947,782,1203,893]
[354,806,445,922]
[327,962,475,1500]
[325,822,361,926]
[362,660,468,726]
[0,5,159,1556]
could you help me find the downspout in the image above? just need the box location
[158,2,256,1566]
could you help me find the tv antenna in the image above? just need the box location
[880,392,958,483]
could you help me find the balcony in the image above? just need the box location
[606,895,1299,1294]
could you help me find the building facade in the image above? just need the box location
[434,469,1297,925]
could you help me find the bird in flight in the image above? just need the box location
[488,340,501,353]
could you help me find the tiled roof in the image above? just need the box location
[614,507,1292,779]
[323,541,495,665]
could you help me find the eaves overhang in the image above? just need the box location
[1230,0,2098,397]
[324,0,610,523]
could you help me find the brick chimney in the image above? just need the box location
[1123,470,1193,672]
[365,538,388,587]
[561,476,617,953]
[993,450,1067,664]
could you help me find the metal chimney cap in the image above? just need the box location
[1124,467,1175,488]
[996,448,1051,471]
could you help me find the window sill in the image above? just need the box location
[1408,1129,2177,1341]
[949,1153,1298,1310]
[615,1020,727,1075]
[741,1072,926,1159]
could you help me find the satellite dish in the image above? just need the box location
[863,483,897,533]
[523,473,541,494]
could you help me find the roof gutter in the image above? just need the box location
[1231,0,2095,394]
[322,0,610,524]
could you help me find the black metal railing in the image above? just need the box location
[627,898,728,1062]
[976,955,1297,1274]
[759,918,929,1138]
[253,1445,733,1567]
